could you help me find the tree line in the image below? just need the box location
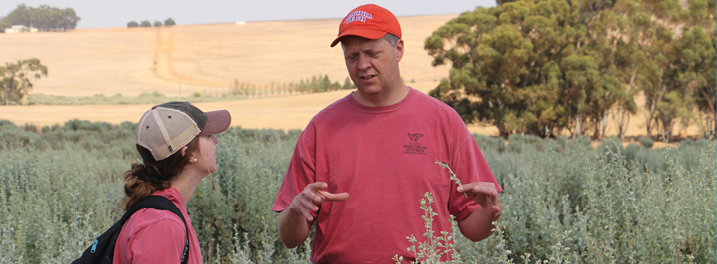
[426,0,715,139]
[231,75,354,97]
[127,18,176,28]
[0,4,80,31]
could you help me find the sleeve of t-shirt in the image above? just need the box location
[125,210,187,263]
[448,126,503,221]
[272,122,317,213]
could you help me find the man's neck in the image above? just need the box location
[353,83,410,107]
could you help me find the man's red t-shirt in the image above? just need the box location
[273,88,502,263]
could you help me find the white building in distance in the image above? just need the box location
[5,25,39,34]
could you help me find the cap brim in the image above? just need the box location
[199,109,231,135]
[330,28,388,47]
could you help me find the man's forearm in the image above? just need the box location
[277,209,311,248]
[457,206,499,242]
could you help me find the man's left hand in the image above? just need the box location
[458,182,502,220]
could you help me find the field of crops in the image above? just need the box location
[0,120,714,263]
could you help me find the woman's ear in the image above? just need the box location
[180,146,189,157]
[181,146,198,163]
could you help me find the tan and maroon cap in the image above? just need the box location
[330,4,402,47]
[136,101,231,161]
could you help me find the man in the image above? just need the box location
[272,4,502,263]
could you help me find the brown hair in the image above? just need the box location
[122,137,201,210]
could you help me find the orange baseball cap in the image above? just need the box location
[330,4,402,47]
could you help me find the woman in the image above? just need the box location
[114,101,231,263]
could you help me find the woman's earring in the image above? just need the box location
[193,158,198,162]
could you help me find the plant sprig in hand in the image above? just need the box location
[435,160,467,197]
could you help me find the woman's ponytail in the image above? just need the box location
[122,164,162,210]
[121,138,199,210]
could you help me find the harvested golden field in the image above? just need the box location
[0,15,452,96]
[0,14,705,138]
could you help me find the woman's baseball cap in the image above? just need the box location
[136,101,231,161]
[330,4,402,47]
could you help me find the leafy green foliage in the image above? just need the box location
[1,58,48,105]
[0,120,713,263]
[127,18,175,28]
[426,0,716,139]
[464,134,715,263]
[164,18,176,27]
[638,137,654,149]
[343,77,356,89]
[396,192,460,264]
[473,134,506,153]
[435,160,467,198]
[1,4,80,31]
[0,17,11,30]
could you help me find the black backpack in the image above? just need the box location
[72,195,190,264]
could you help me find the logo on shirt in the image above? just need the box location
[403,133,427,155]
[407,133,424,142]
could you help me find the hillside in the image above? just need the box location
[0,15,705,138]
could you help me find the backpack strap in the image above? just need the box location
[72,195,190,264]
[128,196,190,264]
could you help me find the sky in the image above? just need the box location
[1,1,497,29]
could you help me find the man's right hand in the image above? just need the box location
[289,182,349,222]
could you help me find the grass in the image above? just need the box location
[0,120,714,263]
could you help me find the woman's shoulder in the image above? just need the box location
[123,208,186,236]
[115,208,189,263]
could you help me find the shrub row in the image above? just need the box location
[0,120,714,263]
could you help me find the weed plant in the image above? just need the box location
[0,120,714,263]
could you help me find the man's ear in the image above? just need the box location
[395,39,404,62]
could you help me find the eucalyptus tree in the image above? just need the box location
[164,18,176,27]
[426,0,715,139]
[0,17,10,31]
[425,0,622,138]
[636,0,715,139]
[0,59,48,105]
[3,4,80,31]
[683,0,716,134]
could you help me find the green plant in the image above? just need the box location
[435,160,467,198]
[0,120,714,263]
[434,160,461,187]
[638,137,655,149]
[395,192,460,264]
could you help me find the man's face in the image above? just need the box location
[341,35,403,99]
